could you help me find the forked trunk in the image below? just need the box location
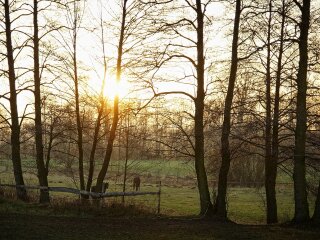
[215,0,240,219]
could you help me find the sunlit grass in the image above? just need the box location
[0,158,316,224]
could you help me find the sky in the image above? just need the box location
[0,0,231,117]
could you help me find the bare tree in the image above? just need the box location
[33,0,50,203]
[215,0,241,219]
[85,3,108,195]
[95,0,128,193]
[293,0,311,223]
[2,0,28,201]
[264,0,277,224]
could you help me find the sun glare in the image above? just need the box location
[104,76,129,99]
[89,75,129,100]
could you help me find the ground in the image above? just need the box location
[0,159,319,239]
[1,213,319,240]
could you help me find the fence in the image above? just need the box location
[0,181,162,214]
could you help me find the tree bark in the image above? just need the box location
[293,0,311,223]
[33,0,50,203]
[85,106,104,195]
[85,10,108,198]
[269,0,286,225]
[122,113,130,204]
[265,0,277,224]
[4,0,28,201]
[194,0,213,217]
[312,180,320,223]
[72,1,85,192]
[95,0,127,192]
[215,0,240,219]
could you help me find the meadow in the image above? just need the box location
[0,157,315,224]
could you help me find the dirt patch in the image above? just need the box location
[0,213,319,240]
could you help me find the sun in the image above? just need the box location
[89,74,129,100]
[103,76,129,99]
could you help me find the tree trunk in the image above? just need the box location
[72,1,85,192]
[293,0,311,223]
[265,0,277,224]
[312,180,320,223]
[194,0,213,217]
[95,0,127,192]
[4,0,28,201]
[45,121,54,175]
[215,0,240,219]
[122,113,130,204]
[33,0,50,203]
[269,0,286,225]
[85,12,108,198]
[85,105,104,195]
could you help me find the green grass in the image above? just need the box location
[0,158,317,224]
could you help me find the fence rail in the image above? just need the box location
[0,183,162,213]
[0,184,160,197]
[0,182,161,214]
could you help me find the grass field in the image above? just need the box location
[1,158,319,240]
[0,158,317,224]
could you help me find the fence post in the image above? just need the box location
[157,181,161,215]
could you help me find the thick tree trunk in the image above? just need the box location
[95,0,127,192]
[4,0,27,201]
[312,180,320,223]
[33,0,50,203]
[265,0,277,224]
[195,0,213,217]
[293,0,311,223]
[215,0,240,219]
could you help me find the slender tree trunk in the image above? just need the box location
[293,0,311,223]
[269,0,286,225]
[95,0,127,192]
[194,0,213,217]
[215,0,241,219]
[85,106,103,194]
[4,0,27,201]
[312,180,320,223]
[265,0,277,224]
[33,0,50,203]
[122,113,130,204]
[85,10,108,197]
[45,122,54,175]
[72,2,85,192]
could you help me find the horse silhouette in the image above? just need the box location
[133,176,140,191]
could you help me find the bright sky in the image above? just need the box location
[0,0,229,116]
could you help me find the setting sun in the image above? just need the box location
[89,75,129,100]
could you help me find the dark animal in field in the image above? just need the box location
[133,176,140,191]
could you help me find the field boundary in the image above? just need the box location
[0,183,162,213]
